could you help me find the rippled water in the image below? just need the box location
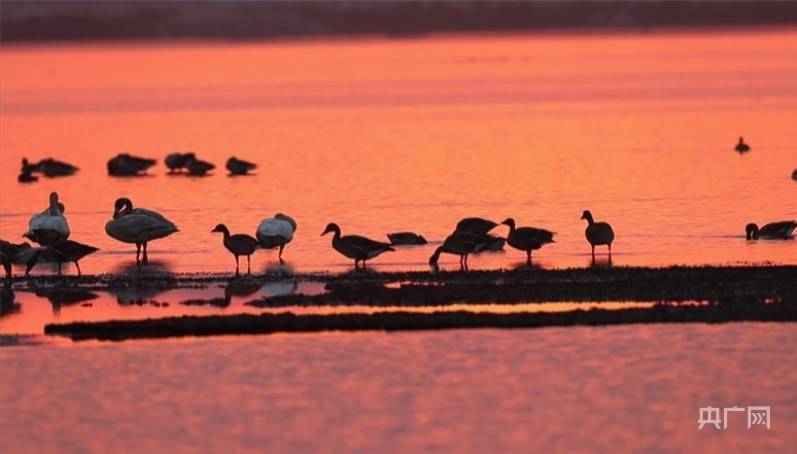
[1,325,795,452]
[2,29,796,275]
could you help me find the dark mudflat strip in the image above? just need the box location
[46,299,795,342]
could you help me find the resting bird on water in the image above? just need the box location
[212,224,259,276]
[107,153,157,176]
[24,192,70,246]
[321,223,394,268]
[387,232,427,245]
[745,221,796,240]
[165,152,196,173]
[226,157,257,176]
[185,156,215,176]
[735,136,750,153]
[429,231,491,270]
[105,198,178,265]
[581,210,615,258]
[499,218,555,264]
[25,239,98,276]
[25,158,79,177]
[256,213,297,262]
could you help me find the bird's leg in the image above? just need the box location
[591,245,595,259]
[235,255,240,276]
[247,255,251,275]
[135,243,141,264]
[75,261,82,276]
[608,244,612,258]
[142,242,149,265]
[278,244,285,262]
[526,250,531,265]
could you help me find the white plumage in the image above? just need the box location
[105,197,178,265]
[24,192,70,245]
[255,213,297,261]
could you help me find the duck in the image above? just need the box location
[17,169,38,183]
[499,218,555,264]
[255,213,297,262]
[321,223,394,268]
[1,240,32,278]
[107,153,156,176]
[105,197,178,265]
[455,217,498,235]
[185,156,215,176]
[581,210,615,257]
[429,231,492,270]
[735,137,750,153]
[165,152,196,173]
[211,224,259,276]
[226,157,257,176]
[24,192,70,246]
[34,158,79,177]
[745,221,796,240]
[25,239,98,276]
[387,232,427,245]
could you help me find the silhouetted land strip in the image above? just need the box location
[3,1,797,43]
[46,299,796,341]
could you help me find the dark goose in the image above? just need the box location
[212,224,259,276]
[25,239,99,276]
[499,218,555,264]
[226,157,257,176]
[581,210,615,257]
[108,153,157,176]
[745,221,796,240]
[387,232,427,245]
[321,223,394,268]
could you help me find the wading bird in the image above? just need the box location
[24,192,70,246]
[735,136,750,153]
[745,221,796,240]
[25,239,98,276]
[581,210,614,258]
[455,217,498,235]
[1,240,32,278]
[499,218,555,265]
[212,224,259,276]
[256,213,297,262]
[105,198,178,265]
[429,231,491,270]
[321,223,394,268]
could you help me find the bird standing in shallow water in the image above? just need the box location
[24,192,70,246]
[735,136,750,153]
[105,198,178,265]
[745,221,796,240]
[429,231,491,271]
[499,218,555,265]
[256,213,297,262]
[455,217,498,235]
[25,239,98,276]
[321,223,394,268]
[212,224,259,276]
[581,210,614,258]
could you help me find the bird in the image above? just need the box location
[25,239,98,276]
[499,218,555,264]
[387,232,427,245]
[105,198,178,265]
[581,210,615,258]
[429,231,492,270]
[735,137,750,153]
[226,157,257,176]
[1,240,32,278]
[745,221,796,240]
[321,223,394,268]
[792,169,797,181]
[455,217,498,235]
[185,155,215,176]
[211,224,259,276]
[17,169,38,183]
[107,153,156,176]
[24,192,70,246]
[255,213,297,262]
[164,152,196,173]
[1,281,19,316]
[32,158,79,177]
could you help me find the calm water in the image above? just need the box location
[1,29,796,275]
[1,325,795,452]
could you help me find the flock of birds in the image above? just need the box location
[3,137,796,277]
[18,152,256,182]
[1,190,795,278]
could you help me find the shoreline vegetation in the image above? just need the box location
[12,264,793,341]
[3,1,797,44]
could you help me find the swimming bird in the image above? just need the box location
[165,152,196,173]
[25,239,98,276]
[255,213,297,262]
[105,198,178,265]
[107,153,157,176]
[745,221,796,240]
[321,223,394,268]
[212,224,259,276]
[1,240,32,278]
[387,232,427,245]
[226,157,257,176]
[429,231,491,270]
[581,210,615,258]
[735,136,750,153]
[185,156,215,176]
[499,218,555,264]
[33,158,79,177]
[24,192,70,246]
[18,169,38,183]
[455,217,498,235]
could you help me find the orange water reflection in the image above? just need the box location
[1,29,796,274]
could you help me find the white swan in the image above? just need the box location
[256,213,296,262]
[24,192,70,246]
[105,197,178,265]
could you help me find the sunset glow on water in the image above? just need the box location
[2,29,795,275]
